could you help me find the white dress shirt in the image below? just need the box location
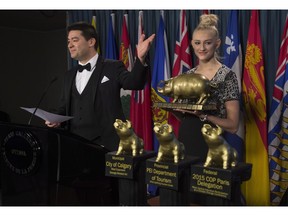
[75,53,98,94]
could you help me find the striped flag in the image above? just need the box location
[268,15,288,206]
[223,10,245,162]
[168,10,192,137]
[105,12,118,60]
[119,13,134,118]
[149,10,171,196]
[91,15,100,54]
[129,10,153,151]
[242,10,270,205]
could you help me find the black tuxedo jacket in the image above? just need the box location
[57,56,148,151]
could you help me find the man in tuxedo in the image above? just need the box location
[45,22,155,151]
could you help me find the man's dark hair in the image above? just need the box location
[67,22,99,51]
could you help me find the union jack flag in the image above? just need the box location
[168,10,192,136]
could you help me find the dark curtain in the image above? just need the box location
[67,10,288,114]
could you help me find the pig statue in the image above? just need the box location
[201,124,238,169]
[157,73,217,104]
[114,119,144,156]
[154,122,185,163]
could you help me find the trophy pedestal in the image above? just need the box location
[105,151,156,206]
[146,156,199,206]
[190,162,252,205]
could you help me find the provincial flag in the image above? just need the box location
[129,10,153,151]
[242,10,270,205]
[105,12,118,60]
[151,10,171,151]
[149,10,171,196]
[105,13,118,60]
[268,15,288,206]
[119,13,133,71]
[223,10,245,162]
[168,10,192,137]
[119,13,134,118]
[91,15,100,54]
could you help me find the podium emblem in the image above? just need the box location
[1,130,41,175]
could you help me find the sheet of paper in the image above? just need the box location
[20,107,73,123]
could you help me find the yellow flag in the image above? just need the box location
[91,15,100,54]
[242,10,270,206]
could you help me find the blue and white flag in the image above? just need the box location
[223,10,244,161]
[105,12,118,60]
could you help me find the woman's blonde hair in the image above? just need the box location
[193,14,221,60]
[194,14,219,39]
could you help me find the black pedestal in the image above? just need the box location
[190,162,252,206]
[146,156,199,206]
[105,151,156,206]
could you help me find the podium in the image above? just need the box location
[0,122,118,206]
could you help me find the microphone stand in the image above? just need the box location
[28,77,57,125]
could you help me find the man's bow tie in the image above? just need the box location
[77,63,91,72]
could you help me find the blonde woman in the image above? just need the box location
[175,14,240,162]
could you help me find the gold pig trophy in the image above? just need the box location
[154,122,185,163]
[201,124,238,169]
[114,119,144,156]
[156,73,217,111]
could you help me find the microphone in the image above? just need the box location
[28,76,58,125]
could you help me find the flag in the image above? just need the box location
[242,10,270,205]
[223,10,245,162]
[129,10,153,151]
[105,12,118,60]
[151,11,171,151]
[91,15,100,54]
[119,13,133,71]
[202,10,210,14]
[149,10,171,196]
[268,16,288,206]
[168,10,192,137]
[119,13,134,118]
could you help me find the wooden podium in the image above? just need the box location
[0,122,118,206]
